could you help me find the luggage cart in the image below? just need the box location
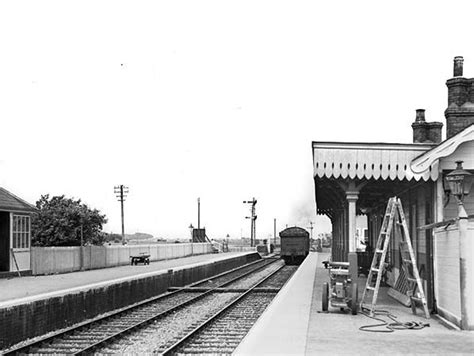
[130,253,150,265]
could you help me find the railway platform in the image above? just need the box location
[0,251,261,350]
[0,251,254,305]
[235,251,474,355]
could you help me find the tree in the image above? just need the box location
[31,194,108,246]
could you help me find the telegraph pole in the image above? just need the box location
[197,197,201,229]
[274,218,277,246]
[114,185,129,244]
[243,198,257,247]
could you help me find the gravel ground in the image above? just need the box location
[4,259,281,355]
[175,292,277,355]
[227,260,284,289]
[100,292,241,354]
[17,259,290,355]
[192,259,272,288]
[258,265,298,288]
[11,291,203,354]
[98,261,292,355]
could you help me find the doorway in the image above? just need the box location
[0,212,10,271]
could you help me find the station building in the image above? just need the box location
[312,56,474,329]
[0,187,37,276]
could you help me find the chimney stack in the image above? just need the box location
[415,109,425,122]
[412,109,443,144]
[412,109,427,143]
[445,56,474,138]
[454,56,464,77]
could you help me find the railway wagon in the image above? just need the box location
[279,226,310,264]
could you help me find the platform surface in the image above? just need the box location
[0,251,254,307]
[235,251,474,355]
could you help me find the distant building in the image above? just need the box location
[312,56,474,329]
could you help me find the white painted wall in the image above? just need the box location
[31,243,213,275]
[434,225,461,326]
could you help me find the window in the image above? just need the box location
[12,215,30,249]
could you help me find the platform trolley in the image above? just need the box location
[322,261,358,315]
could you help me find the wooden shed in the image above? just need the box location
[0,187,37,276]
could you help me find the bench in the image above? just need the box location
[130,254,150,265]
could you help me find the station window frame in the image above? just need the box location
[12,214,31,250]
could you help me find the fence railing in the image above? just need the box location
[227,245,257,253]
[31,243,213,275]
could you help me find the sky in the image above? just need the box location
[1,1,474,240]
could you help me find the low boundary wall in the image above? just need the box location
[0,252,261,350]
[31,243,213,275]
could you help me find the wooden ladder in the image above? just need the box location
[396,198,430,318]
[360,197,429,318]
[360,197,396,316]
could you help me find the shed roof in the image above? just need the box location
[312,141,438,182]
[0,187,37,213]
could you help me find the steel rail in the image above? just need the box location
[3,258,272,355]
[160,263,287,356]
[73,258,279,355]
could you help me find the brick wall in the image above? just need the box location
[445,76,474,139]
[445,114,474,139]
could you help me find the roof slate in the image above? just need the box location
[0,187,37,212]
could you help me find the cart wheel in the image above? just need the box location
[322,282,329,312]
[351,282,358,315]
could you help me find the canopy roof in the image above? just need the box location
[0,187,36,213]
[313,141,438,182]
[312,141,437,218]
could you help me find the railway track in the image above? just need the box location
[162,265,297,355]
[4,257,286,355]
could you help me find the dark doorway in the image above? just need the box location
[0,212,10,271]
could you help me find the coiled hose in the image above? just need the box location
[359,307,430,333]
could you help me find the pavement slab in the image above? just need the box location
[307,252,474,355]
[236,251,474,355]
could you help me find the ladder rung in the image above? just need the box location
[361,198,429,320]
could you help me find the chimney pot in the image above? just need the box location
[415,109,426,122]
[454,56,464,77]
